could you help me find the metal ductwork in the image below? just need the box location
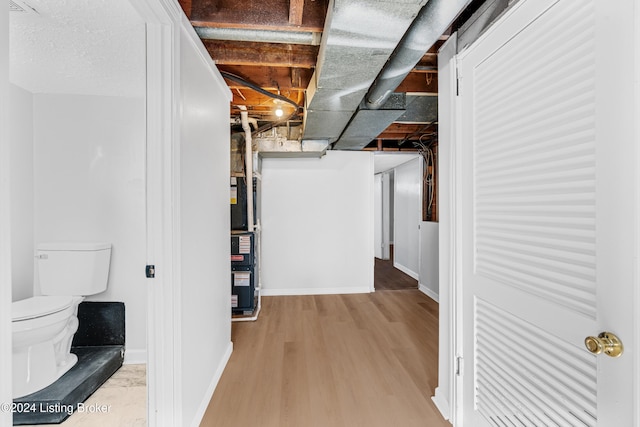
[456,0,511,52]
[301,0,429,145]
[302,0,472,150]
[331,0,473,150]
[363,0,473,110]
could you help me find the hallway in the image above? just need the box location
[374,257,419,291]
[374,245,419,291]
[201,291,449,427]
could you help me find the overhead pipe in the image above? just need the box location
[364,0,472,109]
[195,26,322,46]
[231,116,258,130]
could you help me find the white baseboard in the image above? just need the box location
[393,262,419,280]
[124,349,147,365]
[261,286,371,296]
[419,283,439,303]
[191,341,233,427]
[432,387,451,421]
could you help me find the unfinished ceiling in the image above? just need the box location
[181,0,475,151]
[9,0,145,97]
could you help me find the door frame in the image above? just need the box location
[634,2,640,424]
[449,1,640,425]
[1,3,12,424]
[128,0,183,425]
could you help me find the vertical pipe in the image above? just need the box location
[239,107,254,232]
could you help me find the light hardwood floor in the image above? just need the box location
[201,291,451,427]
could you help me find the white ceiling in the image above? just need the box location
[374,153,420,174]
[10,0,145,97]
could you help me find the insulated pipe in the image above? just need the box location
[364,0,472,109]
[195,27,322,46]
[239,106,254,233]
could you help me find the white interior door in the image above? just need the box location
[458,0,637,426]
[381,172,391,260]
[374,173,383,259]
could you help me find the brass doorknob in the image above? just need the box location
[584,332,623,357]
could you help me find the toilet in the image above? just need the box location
[12,242,112,399]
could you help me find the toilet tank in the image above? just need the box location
[37,243,112,296]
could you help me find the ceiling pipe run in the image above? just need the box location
[195,26,322,46]
[364,0,472,109]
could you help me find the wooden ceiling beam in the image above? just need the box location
[205,40,318,68]
[218,65,312,90]
[289,0,305,26]
[178,0,193,19]
[396,72,438,93]
[190,0,327,32]
[377,123,438,140]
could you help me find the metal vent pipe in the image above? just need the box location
[364,0,472,109]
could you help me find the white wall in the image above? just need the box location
[261,151,374,295]
[419,222,439,301]
[393,157,421,279]
[178,26,232,427]
[1,5,12,422]
[9,84,33,302]
[33,93,147,361]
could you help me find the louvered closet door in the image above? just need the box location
[457,0,637,426]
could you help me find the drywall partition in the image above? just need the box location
[178,24,232,427]
[261,151,375,295]
[419,222,439,301]
[9,84,34,302]
[393,157,421,279]
[33,93,147,363]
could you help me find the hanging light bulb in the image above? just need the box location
[275,107,284,117]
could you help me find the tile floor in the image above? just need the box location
[29,364,146,427]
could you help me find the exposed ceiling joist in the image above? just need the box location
[205,40,318,68]
[179,0,192,19]
[180,0,481,148]
[190,0,327,32]
[219,65,312,91]
[289,0,305,26]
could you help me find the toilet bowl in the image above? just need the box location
[12,296,84,398]
[12,242,111,399]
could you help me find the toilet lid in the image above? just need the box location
[12,296,75,321]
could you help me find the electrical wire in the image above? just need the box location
[415,134,436,220]
[221,71,303,135]
[398,121,436,146]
